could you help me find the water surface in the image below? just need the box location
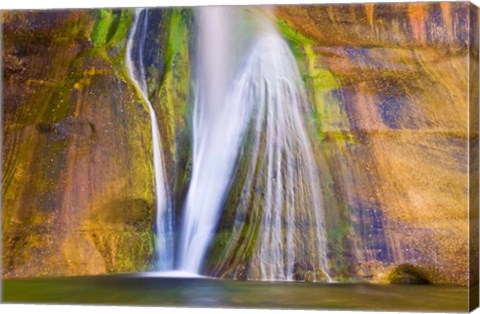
[2,275,469,311]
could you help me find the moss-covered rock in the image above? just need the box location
[2,7,194,278]
[2,9,154,277]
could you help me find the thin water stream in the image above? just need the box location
[125,8,174,271]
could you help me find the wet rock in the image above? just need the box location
[315,269,329,282]
[93,198,155,230]
[293,261,314,281]
[37,118,95,140]
[3,52,26,76]
[388,263,431,285]
[304,270,315,282]
[2,9,164,278]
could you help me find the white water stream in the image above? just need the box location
[177,7,330,280]
[177,7,247,272]
[126,8,174,271]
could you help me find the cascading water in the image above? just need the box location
[126,8,174,271]
[217,28,331,281]
[177,7,248,273]
[124,6,329,279]
[177,7,330,281]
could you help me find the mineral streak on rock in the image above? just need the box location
[275,2,477,285]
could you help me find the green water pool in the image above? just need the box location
[1,275,471,311]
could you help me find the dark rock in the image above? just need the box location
[388,263,431,285]
[37,118,95,140]
[293,261,315,281]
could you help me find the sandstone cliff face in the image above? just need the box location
[273,2,477,284]
[2,9,193,277]
[3,9,154,277]
[2,3,477,285]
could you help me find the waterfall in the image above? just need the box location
[124,6,330,280]
[177,7,248,272]
[177,7,330,281]
[125,8,174,271]
[219,30,331,281]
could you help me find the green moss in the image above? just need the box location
[307,67,340,90]
[277,19,316,47]
[107,10,132,46]
[156,9,192,154]
[318,130,360,143]
[91,10,114,46]
[91,9,134,48]
[277,18,349,143]
[90,231,155,273]
[91,198,154,230]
